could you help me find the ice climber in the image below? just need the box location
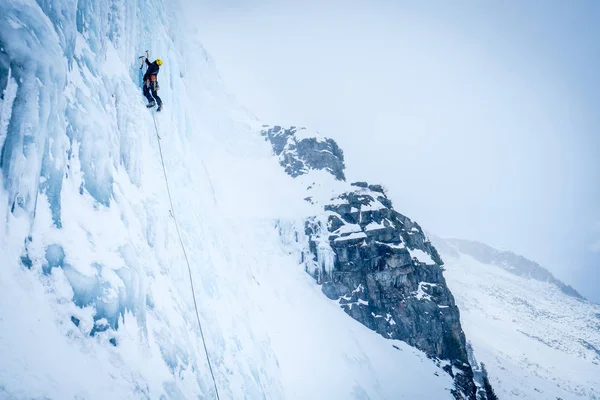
[143,51,163,112]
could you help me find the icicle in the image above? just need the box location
[0,67,18,158]
[316,233,335,282]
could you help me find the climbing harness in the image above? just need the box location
[151,114,221,400]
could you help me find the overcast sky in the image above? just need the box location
[191,0,600,302]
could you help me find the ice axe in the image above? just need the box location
[139,50,149,69]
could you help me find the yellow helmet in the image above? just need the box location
[156,58,163,66]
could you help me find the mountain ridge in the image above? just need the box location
[433,236,600,399]
[439,237,585,300]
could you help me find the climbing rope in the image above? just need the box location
[201,159,218,206]
[151,114,221,400]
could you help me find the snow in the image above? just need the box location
[385,313,397,326]
[327,196,349,206]
[376,240,406,249]
[290,126,328,142]
[409,248,435,265]
[333,222,362,235]
[0,1,456,399]
[352,284,365,293]
[334,231,368,242]
[414,282,437,301]
[440,244,600,400]
[360,199,387,211]
[340,297,369,310]
[365,220,386,231]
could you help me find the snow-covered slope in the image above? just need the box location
[433,237,600,400]
[0,1,457,399]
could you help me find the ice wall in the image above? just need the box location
[0,0,239,397]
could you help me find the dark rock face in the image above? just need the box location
[262,124,481,398]
[304,185,477,399]
[443,238,585,300]
[261,125,346,181]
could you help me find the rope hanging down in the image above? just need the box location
[151,114,221,400]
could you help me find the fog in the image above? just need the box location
[190,0,600,301]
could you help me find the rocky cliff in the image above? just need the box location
[263,125,482,399]
[261,125,346,181]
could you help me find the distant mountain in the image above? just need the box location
[442,238,584,299]
[432,236,600,399]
